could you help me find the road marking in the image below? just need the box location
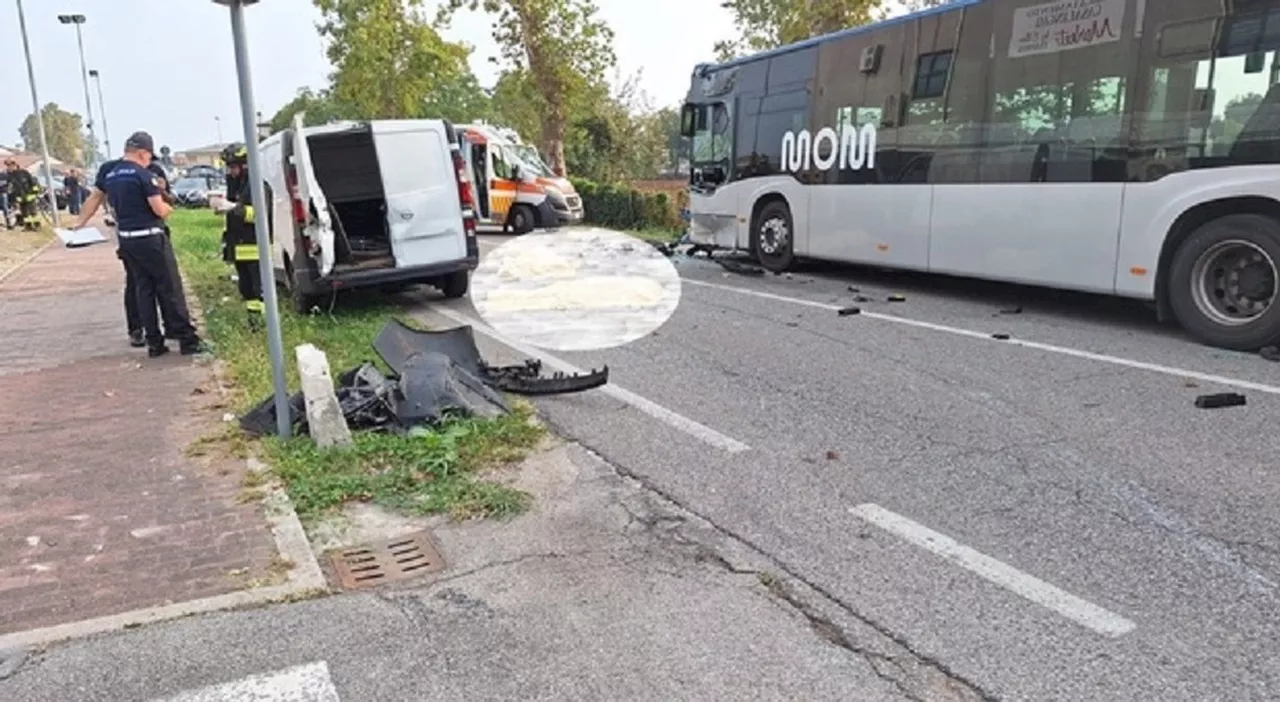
[431,304,751,453]
[684,278,1280,396]
[155,661,340,701]
[850,504,1136,637]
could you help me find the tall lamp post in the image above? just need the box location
[16,0,59,226]
[57,13,97,169]
[211,0,290,438]
[88,69,111,157]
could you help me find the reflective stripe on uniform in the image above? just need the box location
[242,205,254,223]
[234,244,259,261]
[245,299,265,313]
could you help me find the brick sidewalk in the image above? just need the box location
[0,227,282,637]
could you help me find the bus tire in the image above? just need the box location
[751,199,794,272]
[509,204,536,235]
[1168,213,1280,351]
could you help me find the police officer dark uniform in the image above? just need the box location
[3,159,41,231]
[145,159,192,320]
[83,132,203,357]
[216,143,264,327]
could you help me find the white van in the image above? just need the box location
[258,115,479,312]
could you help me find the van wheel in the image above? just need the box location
[751,199,794,272]
[437,271,469,299]
[1168,213,1280,350]
[509,205,536,235]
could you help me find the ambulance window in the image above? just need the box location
[492,147,512,179]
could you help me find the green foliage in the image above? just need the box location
[437,0,618,175]
[715,0,884,61]
[569,177,683,234]
[167,209,543,522]
[314,0,474,120]
[268,87,357,134]
[19,103,86,165]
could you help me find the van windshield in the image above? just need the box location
[511,144,553,177]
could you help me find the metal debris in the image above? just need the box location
[328,531,446,591]
[837,307,861,317]
[991,333,1011,340]
[717,259,766,276]
[998,305,1023,315]
[887,294,906,302]
[1195,393,1246,409]
[1261,345,1280,362]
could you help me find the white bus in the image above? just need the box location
[680,0,1280,350]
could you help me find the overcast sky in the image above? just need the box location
[1,0,743,153]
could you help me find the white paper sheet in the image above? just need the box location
[54,227,108,247]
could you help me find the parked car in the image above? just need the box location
[183,164,222,180]
[170,175,223,207]
[257,115,479,312]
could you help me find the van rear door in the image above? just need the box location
[369,120,467,267]
[289,114,336,276]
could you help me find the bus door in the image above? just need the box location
[809,20,930,269]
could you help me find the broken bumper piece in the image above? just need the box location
[239,320,609,438]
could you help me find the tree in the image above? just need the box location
[313,0,474,120]
[268,87,356,133]
[715,0,884,61]
[437,0,617,176]
[18,103,87,165]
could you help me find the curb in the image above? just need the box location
[0,237,56,287]
[0,459,328,651]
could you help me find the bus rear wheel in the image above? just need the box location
[751,200,794,272]
[1168,213,1280,350]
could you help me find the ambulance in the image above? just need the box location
[455,122,584,233]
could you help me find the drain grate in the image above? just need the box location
[328,531,446,590]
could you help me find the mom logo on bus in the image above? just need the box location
[780,123,877,173]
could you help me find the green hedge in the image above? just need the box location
[569,177,683,233]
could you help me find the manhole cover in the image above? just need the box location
[328,531,446,590]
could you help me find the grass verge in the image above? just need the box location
[0,223,54,278]
[167,208,544,523]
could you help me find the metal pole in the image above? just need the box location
[215,116,223,143]
[73,22,97,170]
[15,0,59,227]
[91,72,111,156]
[226,1,291,438]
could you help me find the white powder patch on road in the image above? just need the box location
[471,227,682,352]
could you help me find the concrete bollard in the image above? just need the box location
[295,343,353,448]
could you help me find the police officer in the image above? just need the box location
[213,143,264,327]
[145,158,192,320]
[74,132,203,357]
[3,159,40,231]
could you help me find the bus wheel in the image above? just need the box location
[509,205,536,235]
[751,200,794,272]
[1168,213,1280,350]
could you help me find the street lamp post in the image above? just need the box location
[212,0,290,439]
[57,13,97,170]
[88,69,111,157]
[16,0,59,227]
[215,116,223,143]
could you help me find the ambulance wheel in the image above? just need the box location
[509,205,536,235]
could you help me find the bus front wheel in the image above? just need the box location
[1168,213,1280,351]
[751,200,794,272]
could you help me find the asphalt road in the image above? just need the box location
[430,233,1280,701]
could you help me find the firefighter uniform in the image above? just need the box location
[4,161,41,231]
[219,144,264,327]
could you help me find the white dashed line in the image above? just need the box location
[154,661,340,701]
[850,504,1136,637]
[431,304,751,453]
[683,278,1280,396]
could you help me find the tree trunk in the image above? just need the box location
[542,108,568,177]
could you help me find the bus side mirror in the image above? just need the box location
[680,104,698,137]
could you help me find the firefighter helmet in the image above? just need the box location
[221,143,248,168]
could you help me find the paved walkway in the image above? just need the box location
[0,225,282,639]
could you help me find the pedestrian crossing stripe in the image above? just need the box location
[152,661,340,701]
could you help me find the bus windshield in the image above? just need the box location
[688,102,733,182]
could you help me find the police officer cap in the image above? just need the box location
[125,131,155,153]
[221,143,248,167]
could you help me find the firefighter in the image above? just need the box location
[213,143,264,327]
[4,159,41,231]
